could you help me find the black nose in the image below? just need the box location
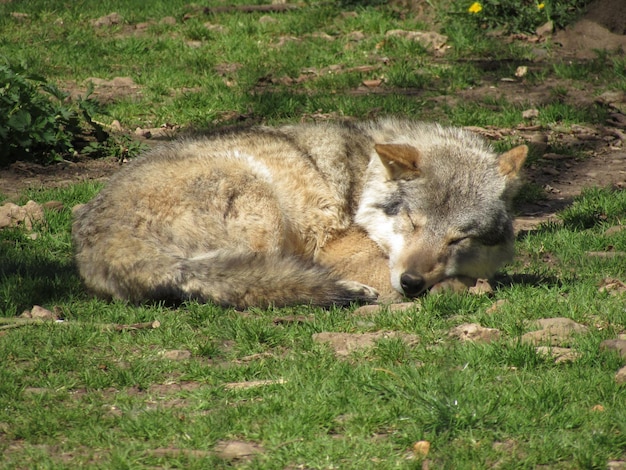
[400,272,426,297]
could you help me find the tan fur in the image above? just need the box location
[72,119,527,308]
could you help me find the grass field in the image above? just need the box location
[2,0,626,468]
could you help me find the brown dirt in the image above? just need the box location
[1,0,625,231]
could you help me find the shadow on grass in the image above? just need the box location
[0,237,82,315]
[493,272,562,291]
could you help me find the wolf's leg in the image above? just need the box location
[318,228,402,303]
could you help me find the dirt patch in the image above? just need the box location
[553,0,626,59]
[62,76,143,105]
[312,331,420,357]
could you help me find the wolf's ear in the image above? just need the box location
[498,145,528,180]
[374,143,422,180]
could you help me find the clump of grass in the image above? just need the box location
[559,187,626,229]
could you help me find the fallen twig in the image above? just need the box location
[0,318,161,331]
[113,320,161,331]
[0,318,64,330]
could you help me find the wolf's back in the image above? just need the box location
[70,125,377,308]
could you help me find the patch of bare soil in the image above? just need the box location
[553,0,626,59]
[0,157,121,200]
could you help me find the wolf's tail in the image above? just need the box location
[78,246,378,308]
[177,251,379,308]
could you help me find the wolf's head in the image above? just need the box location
[356,122,527,297]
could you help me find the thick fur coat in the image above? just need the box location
[72,118,527,307]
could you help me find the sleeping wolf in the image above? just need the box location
[72,118,527,308]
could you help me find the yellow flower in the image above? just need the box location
[468,2,482,13]
[537,2,545,9]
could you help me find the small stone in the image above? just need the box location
[92,12,123,27]
[522,108,539,119]
[362,79,383,88]
[615,366,626,385]
[468,278,494,296]
[0,200,45,230]
[258,15,278,24]
[598,278,626,295]
[605,225,626,236]
[161,350,192,360]
[600,339,626,359]
[486,299,508,314]
[536,20,553,37]
[11,12,29,20]
[597,91,626,105]
[135,127,152,138]
[20,305,59,320]
[515,66,528,78]
[204,22,228,33]
[430,277,476,294]
[385,29,448,52]
[521,318,589,346]
[313,331,419,357]
[352,302,419,316]
[214,440,263,461]
[535,346,580,363]
[449,323,501,343]
[160,16,177,25]
[346,31,366,41]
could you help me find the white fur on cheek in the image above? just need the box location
[356,200,407,295]
[355,157,409,294]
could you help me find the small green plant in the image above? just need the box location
[0,61,108,166]
[458,0,592,34]
[83,134,149,162]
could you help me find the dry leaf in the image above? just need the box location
[362,79,383,88]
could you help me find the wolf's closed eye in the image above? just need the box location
[448,236,468,246]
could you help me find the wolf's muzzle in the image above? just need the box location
[400,272,426,297]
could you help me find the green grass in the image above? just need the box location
[3,181,626,469]
[2,0,626,468]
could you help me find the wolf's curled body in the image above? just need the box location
[72,118,527,308]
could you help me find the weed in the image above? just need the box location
[0,62,106,165]
[453,0,593,34]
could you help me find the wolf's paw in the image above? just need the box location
[338,280,379,302]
